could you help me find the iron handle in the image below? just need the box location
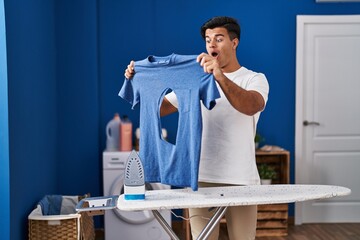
[303,120,320,126]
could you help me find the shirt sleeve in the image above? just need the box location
[199,74,221,110]
[247,73,269,109]
[118,77,140,109]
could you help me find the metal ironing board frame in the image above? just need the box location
[152,206,227,240]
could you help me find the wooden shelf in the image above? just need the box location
[255,150,290,237]
[256,150,290,184]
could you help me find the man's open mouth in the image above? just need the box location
[211,52,219,58]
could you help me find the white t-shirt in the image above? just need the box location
[167,66,269,186]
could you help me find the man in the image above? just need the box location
[124,16,269,240]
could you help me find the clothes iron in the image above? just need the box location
[124,150,145,200]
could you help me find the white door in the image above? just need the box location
[295,15,360,224]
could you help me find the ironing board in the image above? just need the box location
[76,184,351,240]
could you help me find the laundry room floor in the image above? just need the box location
[94,221,229,240]
[172,221,229,240]
[94,222,360,240]
[172,222,360,240]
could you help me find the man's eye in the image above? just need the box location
[216,38,223,43]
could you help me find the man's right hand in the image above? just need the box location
[124,60,135,79]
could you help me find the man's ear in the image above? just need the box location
[232,38,239,49]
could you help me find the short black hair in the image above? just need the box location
[200,16,240,41]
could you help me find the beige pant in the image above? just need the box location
[189,182,257,240]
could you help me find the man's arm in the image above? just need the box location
[215,74,264,116]
[197,53,264,116]
[160,98,178,117]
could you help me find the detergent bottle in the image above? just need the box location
[105,113,121,151]
[119,115,133,151]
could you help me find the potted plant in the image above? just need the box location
[254,133,264,149]
[258,164,277,185]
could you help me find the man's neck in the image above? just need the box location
[222,60,241,73]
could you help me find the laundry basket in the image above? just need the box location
[28,194,95,240]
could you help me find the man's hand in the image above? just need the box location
[196,53,225,82]
[124,60,135,79]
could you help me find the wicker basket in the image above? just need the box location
[28,195,95,240]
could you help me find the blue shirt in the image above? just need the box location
[119,54,220,190]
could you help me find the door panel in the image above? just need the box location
[295,15,360,224]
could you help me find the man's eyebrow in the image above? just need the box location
[205,34,225,38]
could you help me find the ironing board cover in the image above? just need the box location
[117,184,351,211]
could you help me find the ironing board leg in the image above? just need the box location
[152,210,180,240]
[196,206,228,240]
[152,206,227,240]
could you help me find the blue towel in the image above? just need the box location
[38,195,62,215]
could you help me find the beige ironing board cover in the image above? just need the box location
[117,184,350,211]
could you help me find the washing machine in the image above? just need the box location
[103,151,171,240]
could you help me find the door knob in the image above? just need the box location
[303,120,320,126]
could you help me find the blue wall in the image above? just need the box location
[0,0,10,239]
[55,0,101,198]
[54,0,103,228]
[5,1,58,239]
[4,0,101,239]
[2,0,360,239]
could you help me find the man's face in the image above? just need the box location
[205,27,238,69]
